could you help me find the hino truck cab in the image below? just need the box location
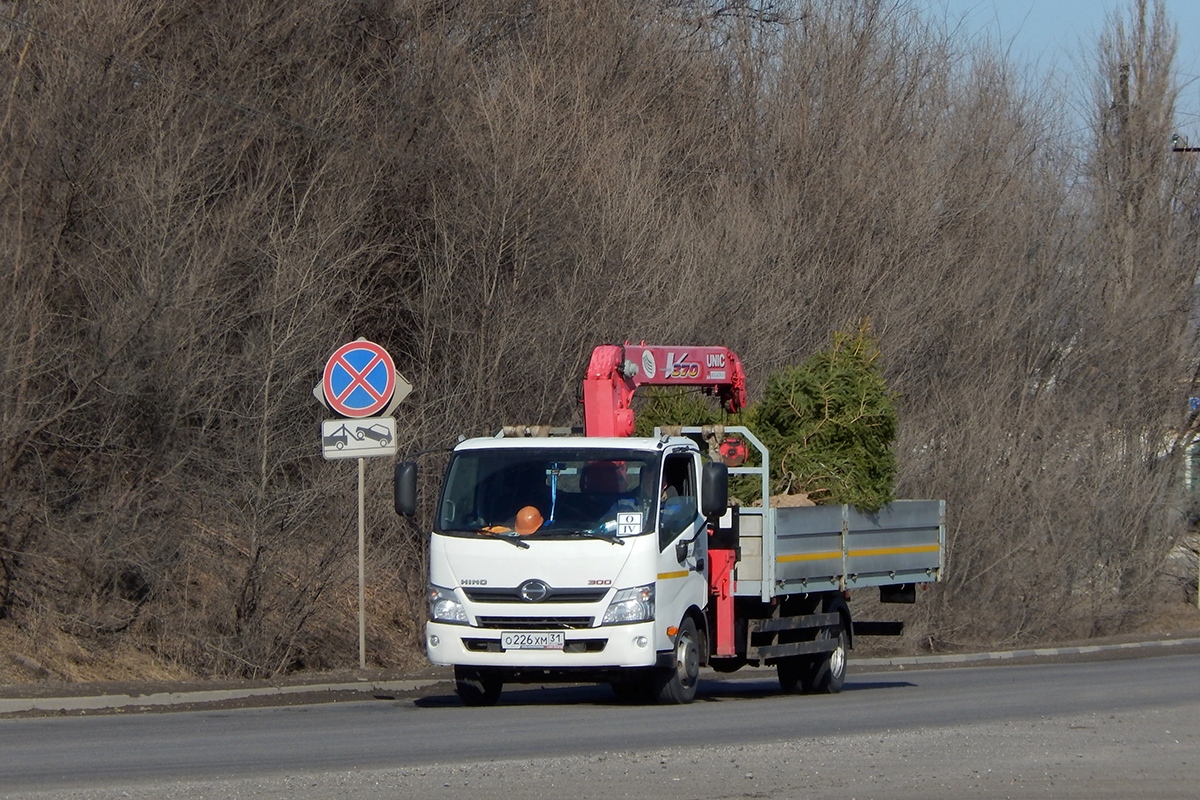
[395,434,728,705]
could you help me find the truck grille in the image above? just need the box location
[475,616,594,629]
[463,587,608,603]
[463,638,607,654]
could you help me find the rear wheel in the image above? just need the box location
[775,595,824,694]
[653,617,700,704]
[454,666,503,706]
[803,622,847,694]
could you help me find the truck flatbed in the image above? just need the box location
[736,500,945,599]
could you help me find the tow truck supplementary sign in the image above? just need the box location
[322,339,396,418]
[322,416,397,460]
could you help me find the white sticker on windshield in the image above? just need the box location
[617,511,643,537]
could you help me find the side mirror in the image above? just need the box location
[701,461,728,517]
[394,462,418,516]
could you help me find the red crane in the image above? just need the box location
[582,343,748,437]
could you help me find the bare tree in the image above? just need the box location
[3,0,1198,683]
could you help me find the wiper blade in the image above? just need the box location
[477,529,531,549]
[577,525,626,546]
[498,535,530,549]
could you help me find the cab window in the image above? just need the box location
[659,454,698,550]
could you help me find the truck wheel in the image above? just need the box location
[455,666,503,706]
[804,624,847,694]
[654,617,700,704]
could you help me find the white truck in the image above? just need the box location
[393,344,945,705]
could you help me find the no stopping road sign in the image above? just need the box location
[322,340,396,418]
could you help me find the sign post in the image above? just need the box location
[358,456,366,669]
[318,339,410,669]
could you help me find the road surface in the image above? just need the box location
[2,653,1197,799]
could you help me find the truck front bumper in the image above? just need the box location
[426,620,660,669]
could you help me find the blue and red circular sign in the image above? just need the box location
[322,340,396,418]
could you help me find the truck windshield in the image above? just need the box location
[437,448,660,541]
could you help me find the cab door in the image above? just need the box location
[654,451,708,645]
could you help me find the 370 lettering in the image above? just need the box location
[664,351,701,380]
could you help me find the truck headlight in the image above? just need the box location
[601,584,655,625]
[429,585,468,624]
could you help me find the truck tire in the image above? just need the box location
[804,622,847,694]
[653,617,700,704]
[455,666,503,706]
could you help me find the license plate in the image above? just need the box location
[501,631,565,650]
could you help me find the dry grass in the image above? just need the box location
[0,0,1196,680]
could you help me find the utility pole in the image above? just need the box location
[1180,140,1200,609]
[1113,63,1136,302]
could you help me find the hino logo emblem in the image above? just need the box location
[519,579,551,603]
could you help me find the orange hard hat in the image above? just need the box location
[515,505,544,535]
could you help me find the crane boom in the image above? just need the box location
[582,343,748,437]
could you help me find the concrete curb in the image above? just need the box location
[4,637,1199,715]
[0,680,441,716]
[853,636,1200,668]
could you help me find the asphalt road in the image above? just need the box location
[2,651,1199,799]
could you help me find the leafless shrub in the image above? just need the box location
[1,0,1196,679]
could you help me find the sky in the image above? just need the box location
[923,0,1200,139]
